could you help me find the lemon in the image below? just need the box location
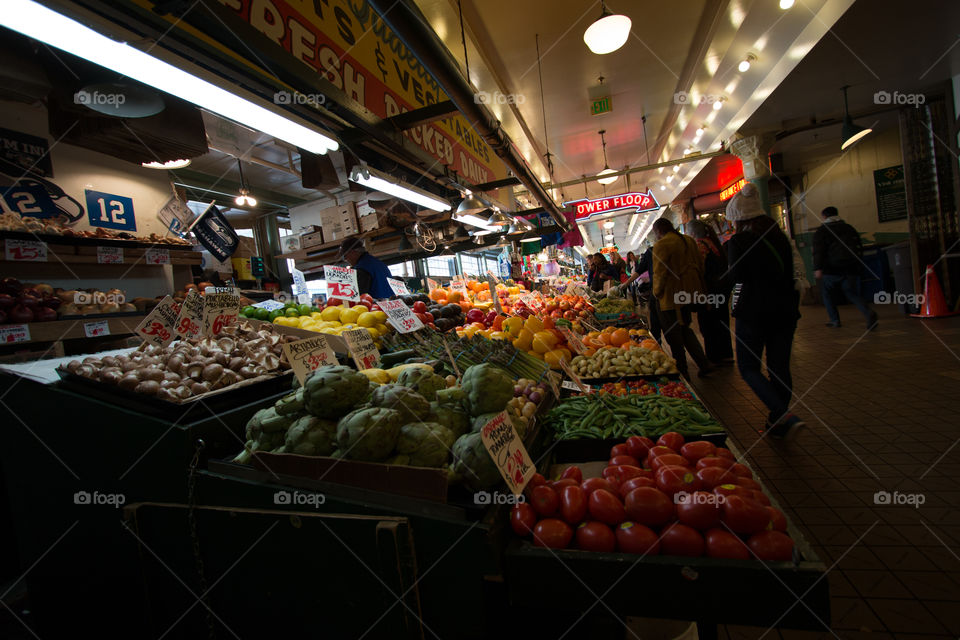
[372,311,388,323]
[339,307,361,324]
[319,327,337,335]
[358,311,379,328]
[376,322,392,334]
[352,304,369,314]
[320,306,341,322]
[310,311,324,320]
[365,326,380,338]
[297,316,314,328]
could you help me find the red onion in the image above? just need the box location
[0,277,22,296]
[514,385,524,397]
[9,305,33,323]
[35,307,57,322]
[0,294,13,311]
[529,391,543,404]
[18,295,39,310]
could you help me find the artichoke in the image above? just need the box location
[274,388,305,416]
[303,365,370,419]
[336,407,403,462]
[460,363,514,416]
[386,453,410,466]
[429,401,470,438]
[370,384,430,423]
[285,415,338,456]
[450,432,501,490]
[470,412,502,433]
[232,407,293,464]
[396,422,456,468]
[396,367,447,401]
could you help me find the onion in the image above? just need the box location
[9,304,33,323]
[514,385,524,397]
[0,294,14,311]
[528,391,543,404]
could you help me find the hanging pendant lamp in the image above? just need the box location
[840,86,873,151]
[596,130,618,185]
[583,1,631,55]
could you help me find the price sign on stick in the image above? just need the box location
[201,289,239,336]
[558,359,589,394]
[342,328,381,370]
[380,299,423,333]
[5,239,47,262]
[283,335,338,385]
[324,265,360,302]
[252,299,284,311]
[0,324,30,344]
[486,275,503,314]
[426,278,439,292]
[174,289,204,340]
[134,296,179,347]
[386,278,410,296]
[144,247,169,265]
[559,328,586,354]
[96,246,123,264]
[480,411,536,495]
[83,320,110,337]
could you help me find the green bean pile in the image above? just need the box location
[545,393,724,440]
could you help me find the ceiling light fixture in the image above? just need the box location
[695,126,705,136]
[486,207,514,227]
[779,0,795,9]
[1,1,339,155]
[142,159,191,170]
[519,232,541,244]
[456,190,487,215]
[673,164,680,173]
[349,164,450,211]
[840,85,873,151]
[602,220,615,229]
[712,98,724,110]
[595,130,618,185]
[666,175,673,183]
[660,185,666,191]
[583,1,632,55]
[234,159,257,207]
[738,53,757,73]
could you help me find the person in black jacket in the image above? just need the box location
[812,206,878,329]
[725,184,805,439]
[688,220,733,364]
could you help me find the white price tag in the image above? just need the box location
[0,324,31,344]
[5,239,47,262]
[487,274,503,314]
[342,328,381,370]
[426,278,439,292]
[134,296,179,347]
[253,299,285,311]
[96,246,123,264]
[323,265,360,302]
[450,280,468,297]
[380,299,424,333]
[559,327,587,354]
[83,320,110,338]
[558,359,588,394]
[386,278,410,296]
[479,411,536,495]
[202,290,239,336]
[144,247,170,265]
[283,335,339,385]
[174,289,205,339]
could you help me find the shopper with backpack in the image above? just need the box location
[812,206,878,330]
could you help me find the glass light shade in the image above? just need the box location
[583,13,632,55]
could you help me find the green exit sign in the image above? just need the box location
[591,96,612,115]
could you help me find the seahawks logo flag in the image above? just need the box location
[192,204,239,262]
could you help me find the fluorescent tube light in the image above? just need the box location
[455,213,499,231]
[349,165,451,212]
[2,0,338,154]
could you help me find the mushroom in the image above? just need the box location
[217,337,236,353]
[202,363,224,382]
[141,368,164,382]
[228,357,245,372]
[184,362,204,381]
[190,381,210,395]
[156,388,177,402]
[163,371,182,383]
[118,375,140,391]
[135,380,160,396]
[166,355,184,374]
[213,351,229,366]
[238,365,259,379]
[65,360,82,374]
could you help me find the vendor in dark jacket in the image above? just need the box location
[725,183,805,439]
[587,253,617,292]
[337,237,393,299]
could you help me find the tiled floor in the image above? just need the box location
[685,304,960,640]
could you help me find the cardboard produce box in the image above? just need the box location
[300,230,324,248]
[319,202,359,241]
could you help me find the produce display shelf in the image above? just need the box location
[0,229,194,250]
[0,231,201,265]
[0,315,146,345]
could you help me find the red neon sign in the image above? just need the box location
[720,178,746,201]
[563,190,660,220]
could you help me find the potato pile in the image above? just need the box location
[570,345,679,379]
[62,321,296,402]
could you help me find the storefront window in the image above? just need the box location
[388,260,416,277]
[426,256,456,277]
[460,254,482,276]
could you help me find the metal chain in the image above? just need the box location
[187,438,217,640]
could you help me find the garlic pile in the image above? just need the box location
[62,321,296,402]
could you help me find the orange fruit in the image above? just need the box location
[610,328,630,347]
[598,332,613,345]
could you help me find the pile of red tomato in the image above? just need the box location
[510,432,795,561]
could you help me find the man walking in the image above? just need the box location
[812,206,878,330]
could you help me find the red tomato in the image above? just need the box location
[550,479,579,495]
[618,476,656,498]
[748,530,794,561]
[696,456,734,470]
[722,495,771,535]
[715,447,735,460]
[369,304,382,312]
[650,454,691,472]
[412,301,427,313]
[714,484,751,500]
[530,485,560,517]
[532,519,573,549]
[610,444,631,459]
[655,466,701,496]
[588,489,626,526]
[510,503,537,536]
[752,491,771,506]
[647,445,676,461]
[680,441,717,462]
[423,312,434,323]
[660,522,705,557]
[602,465,647,484]
[696,467,738,489]
[526,473,547,493]
[730,463,753,478]
[560,466,583,483]
[733,477,762,492]
[624,487,675,527]
[616,521,660,554]
[560,486,588,525]
[609,455,640,467]
[676,491,722,530]
[580,477,617,497]
[576,521,616,552]
[766,506,787,532]
[704,528,750,559]
[427,322,436,330]
[657,432,685,451]
[625,436,655,460]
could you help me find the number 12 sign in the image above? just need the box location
[323,265,360,302]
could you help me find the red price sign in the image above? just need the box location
[83,320,110,338]
[479,411,536,495]
[144,247,170,264]
[96,246,123,264]
[328,282,356,298]
[5,239,47,262]
[143,321,171,341]
[342,328,381,370]
[202,291,239,336]
[134,295,179,347]
[305,352,332,369]
[177,317,200,335]
[211,313,236,335]
[174,289,204,339]
[324,265,360,302]
[0,324,30,344]
[380,299,423,334]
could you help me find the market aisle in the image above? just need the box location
[687,304,960,640]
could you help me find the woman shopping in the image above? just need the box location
[687,220,733,364]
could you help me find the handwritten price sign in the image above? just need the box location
[174,289,204,340]
[479,411,536,495]
[487,275,503,314]
[83,320,110,337]
[559,327,587,354]
[96,246,123,264]
[426,278,439,292]
[5,239,47,262]
[380,299,423,334]
[144,247,170,265]
[449,279,468,297]
[202,290,239,336]
[0,324,30,344]
[342,328,381,370]
[134,295,179,347]
[324,265,360,302]
[386,277,410,296]
[282,335,338,385]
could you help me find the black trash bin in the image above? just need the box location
[882,241,917,314]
